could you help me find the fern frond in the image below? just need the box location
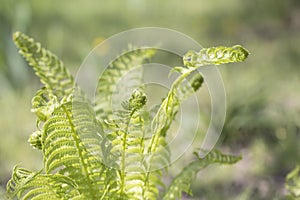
[94,48,155,127]
[163,149,242,200]
[152,72,203,136]
[148,45,249,157]
[13,32,74,103]
[146,71,203,169]
[103,89,149,199]
[41,100,112,199]
[143,68,204,199]
[183,45,249,68]
[11,32,118,198]
[7,166,81,200]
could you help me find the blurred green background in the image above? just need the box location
[0,0,300,199]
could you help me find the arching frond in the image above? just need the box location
[144,71,204,188]
[147,45,249,157]
[163,149,242,200]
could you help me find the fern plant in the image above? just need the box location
[6,31,248,200]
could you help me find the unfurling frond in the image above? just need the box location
[104,89,148,199]
[183,45,249,68]
[163,149,242,200]
[31,87,59,122]
[28,130,42,150]
[122,88,147,111]
[149,45,248,155]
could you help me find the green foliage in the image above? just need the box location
[286,165,300,199]
[6,32,248,200]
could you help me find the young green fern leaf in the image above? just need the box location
[149,45,249,150]
[114,89,148,199]
[183,45,249,68]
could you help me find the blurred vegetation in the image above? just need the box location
[0,0,299,199]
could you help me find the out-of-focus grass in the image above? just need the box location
[0,0,299,198]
